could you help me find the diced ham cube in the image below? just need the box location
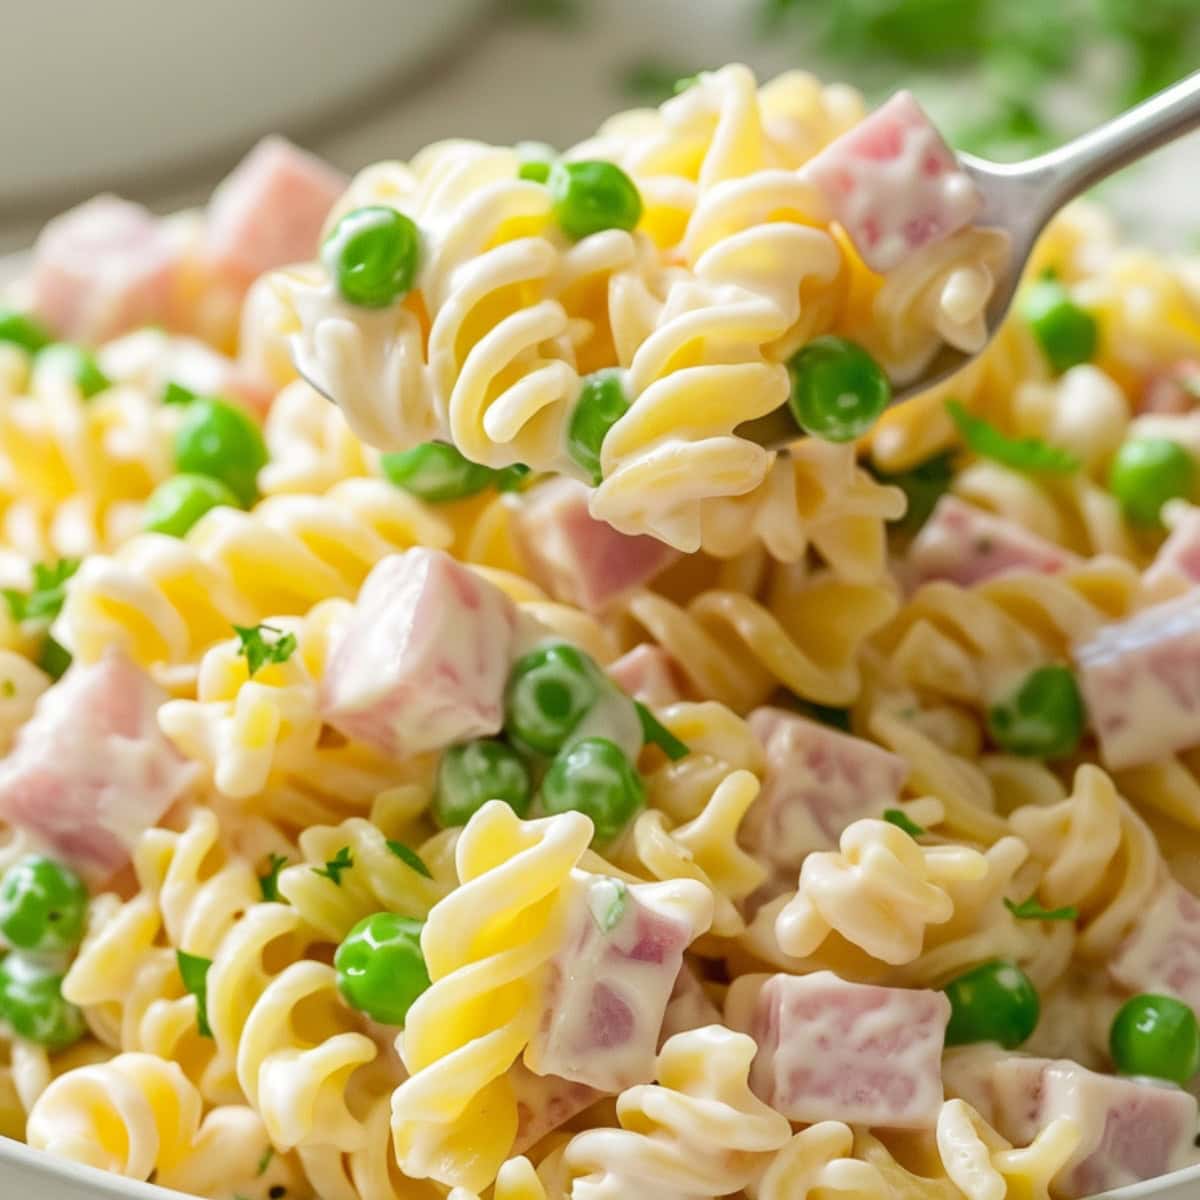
[0,651,197,884]
[1110,879,1200,1014]
[320,549,518,758]
[742,707,907,872]
[524,875,711,1093]
[908,496,1079,588]
[992,1057,1199,1198]
[1073,592,1200,769]
[507,1061,601,1155]
[801,91,982,274]
[660,962,722,1044]
[1140,360,1200,416]
[30,197,180,343]
[514,479,678,612]
[207,137,346,284]
[606,645,683,707]
[735,971,949,1128]
[1144,504,1200,599]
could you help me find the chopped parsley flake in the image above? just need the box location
[312,846,354,886]
[234,623,298,677]
[635,701,690,761]
[3,558,81,624]
[947,400,1080,474]
[1004,895,1079,922]
[387,841,432,879]
[176,950,213,1038]
[883,808,926,838]
[258,853,288,902]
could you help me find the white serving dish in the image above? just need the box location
[0,0,488,210]
[2,1133,1200,1199]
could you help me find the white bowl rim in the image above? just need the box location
[3,1130,1200,1199]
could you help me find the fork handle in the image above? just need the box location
[1023,70,1200,209]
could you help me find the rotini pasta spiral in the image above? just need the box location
[935,1098,1080,1200]
[619,768,766,937]
[57,477,451,682]
[390,801,593,1192]
[749,1122,888,1200]
[772,817,989,965]
[625,570,899,713]
[26,1052,270,1187]
[276,814,450,943]
[1010,765,1162,959]
[560,1024,790,1199]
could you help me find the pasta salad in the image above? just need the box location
[0,64,1198,1200]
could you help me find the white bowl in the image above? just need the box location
[0,0,489,210]
[2,1134,1200,1199]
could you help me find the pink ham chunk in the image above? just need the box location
[0,651,196,884]
[320,549,517,758]
[1110,879,1200,1014]
[1139,360,1200,416]
[992,1057,1199,1199]
[30,197,181,343]
[508,1062,601,1155]
[514,479,678,612]
[606,645,683,707]
[525,876,708,1093]
[1073,592,1200,769]
[802,91,982,274]
[1144,505,1200,598]
[908,496,1079,588]
[738,971,949,1128]
[743,707,907,872]
[207,137,346,284]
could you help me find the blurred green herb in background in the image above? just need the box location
[760,0,1199,158]
[606,0,1198,162]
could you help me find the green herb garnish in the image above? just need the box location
[883,808,926,838]
[258,853,288,902]
[233,623,298,677]
[947,400,1080,474]
[635,701,690,761]
[387,840,432,879]
[176,950,213,1038]
[1004,895,1079,922]
[3,558,81,624]
[313,846,354,886]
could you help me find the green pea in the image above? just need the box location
[1110,993,1200,1084]
[787,336,891,442]
[505,643,603,755]
[0,856,88,956]
[322,205,420,309]
[39,344,110,399]
[174,397,267,508]
[334,912,430,1027]
[433,739,532,828]
[0,955,85,1050]
[143,474,241,538]
[0,310,53,354]
[568,369,629,484]
[944,960,1040,1049]
[1021,278,1098,373]
[1108,437,1194,526]
[542,737,645,846]
[380,442,497,503]
[547,160,643,241]
[986,665,1085,759]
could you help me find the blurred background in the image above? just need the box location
[2,0,1198,255]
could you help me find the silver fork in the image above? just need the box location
[740,70,1200,452]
